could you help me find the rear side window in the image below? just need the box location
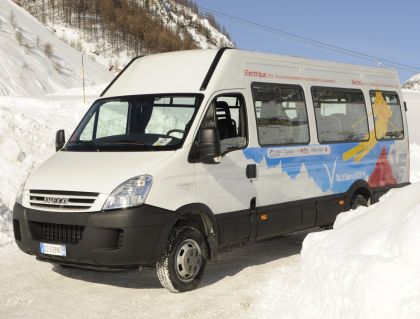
[252,83,310,145]
[312,87,369,143]
[370,90,404,140]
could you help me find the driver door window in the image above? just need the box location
[201,94,248,154]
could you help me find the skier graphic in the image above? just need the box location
[342,91,392,163]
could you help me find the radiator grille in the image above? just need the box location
[34,222,85,245]
[29,190,98,211]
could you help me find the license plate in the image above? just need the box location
[40,243,67,257]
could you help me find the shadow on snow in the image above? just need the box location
[52,229,319,290]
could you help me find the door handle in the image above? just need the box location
[246,164,257,179]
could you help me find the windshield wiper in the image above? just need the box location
[97,141,153,150]
[67,140,99,150]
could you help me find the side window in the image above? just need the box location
[312,87,369,143]
[252,82,310,145]
[201,94,248,154]
[370,90,404,140]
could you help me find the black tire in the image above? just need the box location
[350,194,370,210]
[156,226,208,293]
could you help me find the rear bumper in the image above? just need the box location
[13,203,178,268]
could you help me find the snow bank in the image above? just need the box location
[0,96,83,207]
[0,201,12,247]
[257,182,420,319]
[300,184,420,319]
[0,88,102,248]
[410,143,420,183]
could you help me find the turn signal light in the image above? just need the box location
[259,214,268,221]
[339,200,345,206]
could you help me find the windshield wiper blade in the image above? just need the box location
[67,140,99,150]
[98,141,147,146]
[97,141,153,150]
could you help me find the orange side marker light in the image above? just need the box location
[259,214,269,221]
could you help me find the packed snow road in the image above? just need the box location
[0,230,311,319]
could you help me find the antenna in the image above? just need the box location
[81,54,86,104]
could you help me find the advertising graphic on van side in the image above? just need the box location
[244,140,402,194]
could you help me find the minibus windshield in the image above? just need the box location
[65,94,202,152]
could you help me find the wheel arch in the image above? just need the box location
[345,180,373,209]
[155,203,220,261]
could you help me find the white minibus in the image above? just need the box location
[13,48,409,292]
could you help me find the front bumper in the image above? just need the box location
[13,203,178,268]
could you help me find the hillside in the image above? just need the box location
[403,74,420,90]
[19,0,234,71]
[0,0,112,96]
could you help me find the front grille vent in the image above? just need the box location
[33,222,85,245]
[116,231,124,249]
[29,190,98,211]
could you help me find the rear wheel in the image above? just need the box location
[350,193,370,210]
[156,226,207,293]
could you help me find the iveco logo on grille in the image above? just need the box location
[43,197,69,205]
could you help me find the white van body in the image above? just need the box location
[13,49,409,291]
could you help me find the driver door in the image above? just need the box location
[194,92,256,244]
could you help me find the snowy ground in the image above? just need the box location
[0,230,311,319]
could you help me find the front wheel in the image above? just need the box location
[156,227,207,293]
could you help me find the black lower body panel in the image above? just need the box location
[372,182,410,202]
[13,203,177,268]
[215,182,410,245]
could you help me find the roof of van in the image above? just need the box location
[101,49,220,97]
[101,49,400,98]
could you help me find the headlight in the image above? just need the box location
[103,175,153,211]
[15,182,25,205]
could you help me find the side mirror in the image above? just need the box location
[197,127,221,164]
[55,129,66,152]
